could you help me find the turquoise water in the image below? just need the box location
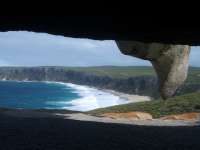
[0,81,81,109]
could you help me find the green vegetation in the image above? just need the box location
[63,66,200,82]
[64,66,200,83]
[1,66,200,80]
[0,66,156,79]
[88,92,200,118]
[63,66,156,78]
[186,67,200,84]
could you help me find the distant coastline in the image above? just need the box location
[0,66,159,98]
[0,66,199,100]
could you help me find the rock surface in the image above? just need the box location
[160,112,200,121]
[101,112,153,120]
[116,41,190,99]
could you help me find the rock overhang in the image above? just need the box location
[0,16,199,45]
[0,16,198,99]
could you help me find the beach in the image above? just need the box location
[54,82,151,111]
[0,80,151,111]
[102,89,151,103]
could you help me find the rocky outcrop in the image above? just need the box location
[160,113,200,121]
[116,41,190,99]
[101,112,153,120]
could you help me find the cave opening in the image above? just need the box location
[0,16,200,150]
[0,31,155,110]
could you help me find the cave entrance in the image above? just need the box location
[0,31,154,110]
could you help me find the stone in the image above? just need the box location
[116,41,190,99]
[160,112,200,121]
[101,112,153,120]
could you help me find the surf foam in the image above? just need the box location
[49,82,130,111]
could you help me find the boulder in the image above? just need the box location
[160,112,200,121]
[116,40,190,99]
[101,112,153,120]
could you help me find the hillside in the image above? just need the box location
[0,66,158,98]
[0,66,199,98]
[88,92,200,118]
[62,66,156,78]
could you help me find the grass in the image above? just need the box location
[65,66,200,83]
[0,66,155,78]
[186,67,200,84]
[1,66,200,80]
[88,92,200,118]
[63,66,156,78]
[64,66,200,81]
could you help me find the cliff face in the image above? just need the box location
[0,67,159,98]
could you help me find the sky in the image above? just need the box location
[0,31,199,67]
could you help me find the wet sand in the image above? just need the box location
[0,109,200,150]
[103,89,151,102]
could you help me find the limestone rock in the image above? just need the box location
[101,112,153,120]
[116,41,190,99]
[160,113,200,121]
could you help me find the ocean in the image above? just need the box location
[0,81,128,111]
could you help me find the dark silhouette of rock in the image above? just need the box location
[0,16,199,45]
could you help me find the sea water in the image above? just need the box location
[0,81,129,111]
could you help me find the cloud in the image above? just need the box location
[5,31,200,67]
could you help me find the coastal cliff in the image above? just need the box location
[0,67,158,98]
[0,66,199,99]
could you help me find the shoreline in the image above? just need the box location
[52,81,151,103]
[57,81,151,101]
[0,80,199,127]
[0,80,151,111]
[51,81,151,109]
[101,89,151,103]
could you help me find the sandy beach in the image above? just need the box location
[54,82,151,111]
[102,89,151,103]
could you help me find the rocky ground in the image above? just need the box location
[1,109,199,126]
[0,108,200,150]
[60,113,199,126]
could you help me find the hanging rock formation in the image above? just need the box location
[116,41,190,99]
[0,16,194,100]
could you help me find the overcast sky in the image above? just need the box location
[0,31,199,67]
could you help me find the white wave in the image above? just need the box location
[0,80,131,111]
[46,82,130,111]
[2,77,7,81]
